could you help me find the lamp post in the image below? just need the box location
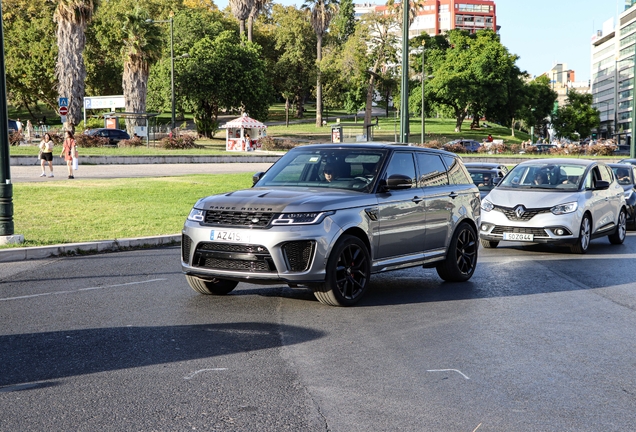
[421,41,425,144]
[147,17,178,132]
[399,1,409,144]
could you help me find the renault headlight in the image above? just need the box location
[187,208,205,222]
[551,202,578,215]
[481,200,494,212]
[271,211,335,225]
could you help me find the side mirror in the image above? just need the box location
[493,177,502,185]
[594,180,610,190]
[385,174,413,190]
[252,172,265,186]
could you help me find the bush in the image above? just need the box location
[524,145,539,154]
[421,140,443,149]
[9,131,21,146]
[587,143,616,156]
[159,134,202,149]
[509,144,521,154]
[118,137,145,148]
[444,143,466,154]
[258,136,297,151]
[74,134,110,148]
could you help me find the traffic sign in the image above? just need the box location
[59,97,68,107]
[59,106,68,116]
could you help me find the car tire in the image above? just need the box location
[480,239,499,248]
[608,208,627,245]
[186,275,238,295]
[436,222,478,282]
[570,214,592,254]
[312,235,371,307]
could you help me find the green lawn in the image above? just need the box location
[9,173,254,248]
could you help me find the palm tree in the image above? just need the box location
[121,8,163,137]
[54,0,96,128]
[386,0,425,26]
[247,0,270,43]
[302,0,338,128]
[230,0,255,40]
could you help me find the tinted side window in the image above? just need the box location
[442,155,472,185]
[415,153,449,187]
[385,152,416,188]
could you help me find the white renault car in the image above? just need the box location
[479,159,627,253]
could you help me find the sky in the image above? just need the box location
[215,0,621,83]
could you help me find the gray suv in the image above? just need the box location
[181,143,481,306]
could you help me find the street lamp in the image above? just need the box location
[147,17,188,133]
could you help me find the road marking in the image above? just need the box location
[427,369,470,379]
[473,424,483,432]
[184,368,227,380]
[0,278,167,302]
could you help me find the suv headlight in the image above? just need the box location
[481,200,494,212]
[551,202,578,215]
[187,208,205,222]
[271,211,335,225]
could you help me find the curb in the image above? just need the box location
[10,154,283,166]
[0,234,181,263]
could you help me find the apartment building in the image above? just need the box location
[591,3,636,141]
[355,0,498,37]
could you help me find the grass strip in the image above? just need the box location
[9,173,253,248]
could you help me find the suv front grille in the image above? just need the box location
[204,211,275,227]
[494,205,551,221]
[182,234,192,263]
[491,226,549,237]
[193,242,276,273]
[282,241,315,272]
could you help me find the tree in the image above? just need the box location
[516,75,557,139]
[247,0,270,43]
[120,7,163,135]
[302,0,338,127]
[271,5,316,121]
[54,0,97,127]
[230,0,254,39]
[1,0,58,115]
[329,0,355,46]
[551,90,600,140]
[177,31,271,137]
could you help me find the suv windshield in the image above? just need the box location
[500,162,586,190]
[255,148,387,192]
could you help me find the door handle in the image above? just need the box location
[449,192,458,199]
[412,196,424,204]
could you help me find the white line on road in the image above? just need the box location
[427,369,470,379]
[184,368,228,380]
[0,278,167,302]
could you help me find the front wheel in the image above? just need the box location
[609,208,627,245]
[570,214,591,254]
[436,223,478,282]
[312,235,371,307]
[186,275,238,295]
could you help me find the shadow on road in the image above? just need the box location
[0,322,324,387]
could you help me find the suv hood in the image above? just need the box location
[485,188,581,208]
[198,187,374,213]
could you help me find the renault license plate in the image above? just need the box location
[503,232,533,241]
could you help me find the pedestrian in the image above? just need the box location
[60,130,77,179]
[25,120,34,143]
[15,118,23,143]
[39,133,55,177]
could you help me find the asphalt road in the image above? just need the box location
[2,236,636,431]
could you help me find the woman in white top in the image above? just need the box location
[39,133,55,177]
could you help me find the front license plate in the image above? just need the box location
[503,232,534,241]
[210,230,249,242]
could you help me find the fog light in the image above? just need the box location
[481,224,489,231]
[555,228,564,235]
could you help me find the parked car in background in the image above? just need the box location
[84,128,130,146]
[608,163,636,230]
[614,145,631,156]
[181,143,481,306]
[8,119,17,133]
[464,162,509,199]
[480,159,627,254]
[619,158,636,166]
[443,139,481,153]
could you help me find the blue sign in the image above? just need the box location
[59,97,68,107]
[85,99,92,108]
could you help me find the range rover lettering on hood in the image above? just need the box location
[208,205,274,211]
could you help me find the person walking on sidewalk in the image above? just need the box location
[60,130,77,179]
[39,133,55,177]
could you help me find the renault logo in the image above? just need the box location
[514,205,525,219]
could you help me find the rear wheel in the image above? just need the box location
[436,223,478,282]
[609,208,627,245]
[480,239,499,248]
[186,275,238,295]
[312,235,371,307]
[570,214,591,254]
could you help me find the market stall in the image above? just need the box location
[221,114,267,151]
